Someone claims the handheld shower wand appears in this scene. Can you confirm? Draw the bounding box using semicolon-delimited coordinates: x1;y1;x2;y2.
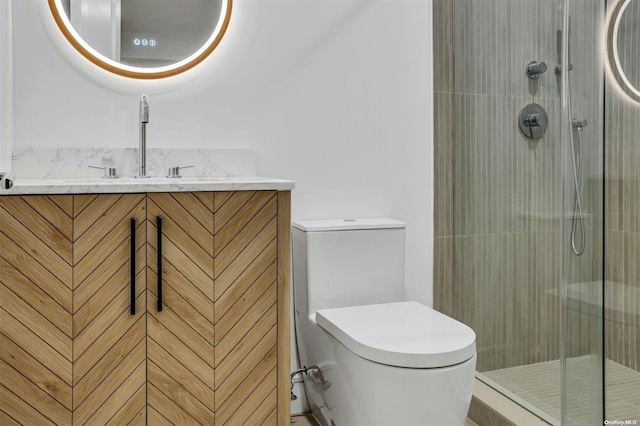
561;12;586;257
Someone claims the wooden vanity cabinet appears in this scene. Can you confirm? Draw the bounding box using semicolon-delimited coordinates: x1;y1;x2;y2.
0;193;148;425
146;192;215;425
72;193;148;425
0;190;291;426
0;195;76;425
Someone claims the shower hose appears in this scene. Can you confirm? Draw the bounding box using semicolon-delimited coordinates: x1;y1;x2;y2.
568;96;585;256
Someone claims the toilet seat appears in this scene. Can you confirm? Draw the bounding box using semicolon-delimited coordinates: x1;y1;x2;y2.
316;301;476;368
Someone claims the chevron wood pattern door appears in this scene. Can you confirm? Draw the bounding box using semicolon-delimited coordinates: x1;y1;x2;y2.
147;192;215;424
0;195;74;425
72;194;147;425
213;190;291;425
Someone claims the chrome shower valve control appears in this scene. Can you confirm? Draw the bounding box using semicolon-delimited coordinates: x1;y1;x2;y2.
526;61;547;79
523;114;543;127
167;165;194;178
518;103;548;139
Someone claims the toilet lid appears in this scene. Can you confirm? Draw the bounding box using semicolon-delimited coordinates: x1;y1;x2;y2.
316;301;476;368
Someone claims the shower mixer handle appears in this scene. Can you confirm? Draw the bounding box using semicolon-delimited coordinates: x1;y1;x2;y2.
524;114;545;127
526;61;547;79
518;103;548;139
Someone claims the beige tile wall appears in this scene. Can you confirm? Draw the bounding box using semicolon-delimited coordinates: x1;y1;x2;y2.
433;0;606;372
604;0;640;371
604;79;640;371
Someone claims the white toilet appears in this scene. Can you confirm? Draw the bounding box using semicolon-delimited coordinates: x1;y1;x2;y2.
292;218;477;426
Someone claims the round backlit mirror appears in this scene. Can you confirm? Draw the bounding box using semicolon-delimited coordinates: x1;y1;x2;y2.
608;0;640;101
48;0;232;79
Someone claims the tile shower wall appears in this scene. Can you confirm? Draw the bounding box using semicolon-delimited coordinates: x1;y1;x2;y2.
603;2;640;374
433;0;603;372
605;85;640;371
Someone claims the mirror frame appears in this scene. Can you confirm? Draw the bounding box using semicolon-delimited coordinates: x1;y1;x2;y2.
47;0;232;80
607;0;640;102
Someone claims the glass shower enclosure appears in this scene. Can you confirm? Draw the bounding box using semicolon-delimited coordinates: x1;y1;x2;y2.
433;0;640;424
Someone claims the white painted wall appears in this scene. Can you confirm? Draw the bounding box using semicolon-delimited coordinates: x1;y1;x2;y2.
8;0;433;413
0;0;12;172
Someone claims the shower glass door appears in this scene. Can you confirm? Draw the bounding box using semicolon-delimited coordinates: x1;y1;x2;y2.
437;0;606;424
602;0;640;422
560;1;605;424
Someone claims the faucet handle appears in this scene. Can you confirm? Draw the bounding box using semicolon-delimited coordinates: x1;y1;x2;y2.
0;172;15;190
89;165;118;179
167;165;194;178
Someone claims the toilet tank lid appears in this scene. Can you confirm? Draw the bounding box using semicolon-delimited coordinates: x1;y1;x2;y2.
292;218;405;232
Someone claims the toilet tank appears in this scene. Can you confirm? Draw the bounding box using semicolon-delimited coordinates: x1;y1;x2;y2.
292;218;406;319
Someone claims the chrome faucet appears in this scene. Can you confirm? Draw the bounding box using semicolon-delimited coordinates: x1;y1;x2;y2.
137;94;150;178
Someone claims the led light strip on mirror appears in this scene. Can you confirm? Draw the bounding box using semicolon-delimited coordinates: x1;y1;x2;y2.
606;0;640;102
47;0;232;79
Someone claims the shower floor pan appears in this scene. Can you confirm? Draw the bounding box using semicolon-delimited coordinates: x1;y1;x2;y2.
479;357;640;425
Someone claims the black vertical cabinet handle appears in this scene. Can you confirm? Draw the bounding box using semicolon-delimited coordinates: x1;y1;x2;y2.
130;218;136;316
157;216;163;312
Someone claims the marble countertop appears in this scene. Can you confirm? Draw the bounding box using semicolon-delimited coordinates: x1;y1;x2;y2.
1;176;295;195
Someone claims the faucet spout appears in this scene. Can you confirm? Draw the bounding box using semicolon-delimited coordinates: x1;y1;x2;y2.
137;95;149;178
140;94;149;123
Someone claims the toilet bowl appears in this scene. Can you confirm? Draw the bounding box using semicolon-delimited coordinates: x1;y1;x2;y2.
292;218;476;426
